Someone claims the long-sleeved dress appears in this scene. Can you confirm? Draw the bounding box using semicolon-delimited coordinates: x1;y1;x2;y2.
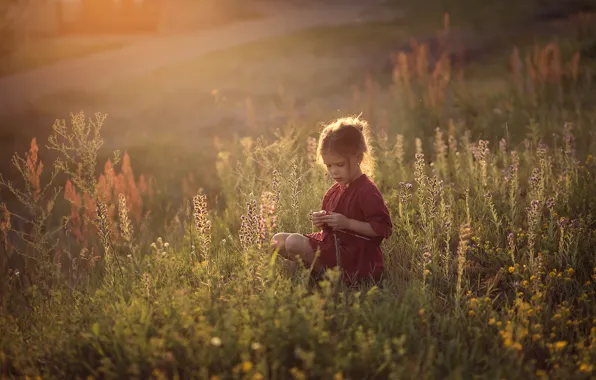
304;174;393;284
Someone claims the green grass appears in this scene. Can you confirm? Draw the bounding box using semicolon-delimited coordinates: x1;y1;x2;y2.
1;5;596;378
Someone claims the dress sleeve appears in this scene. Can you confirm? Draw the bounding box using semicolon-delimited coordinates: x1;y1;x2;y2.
359;189;393;238
321;191;328;210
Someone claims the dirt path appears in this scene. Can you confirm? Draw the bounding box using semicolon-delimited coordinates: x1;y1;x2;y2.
0;0;390;116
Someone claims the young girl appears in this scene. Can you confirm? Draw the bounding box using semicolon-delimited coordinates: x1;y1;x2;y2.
271;116;393;284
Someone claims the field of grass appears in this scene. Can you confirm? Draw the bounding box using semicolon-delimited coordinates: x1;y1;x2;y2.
1;3;596;379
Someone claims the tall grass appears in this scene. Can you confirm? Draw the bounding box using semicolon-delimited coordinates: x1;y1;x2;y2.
1;13;596;380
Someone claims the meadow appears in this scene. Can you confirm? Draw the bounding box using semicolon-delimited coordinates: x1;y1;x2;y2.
1;3;596;379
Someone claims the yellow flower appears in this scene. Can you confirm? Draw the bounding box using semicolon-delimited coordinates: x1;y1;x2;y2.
468;310;476;317
289;367;306;380
334;372;344;380
554;341;567;350
503;337;513;348
241;361;253;373
508;266;515;273
253;373;264;380
567;268;574;275
579;363;593;373
512;342;522;351
488;318;496;326
210;337;222;347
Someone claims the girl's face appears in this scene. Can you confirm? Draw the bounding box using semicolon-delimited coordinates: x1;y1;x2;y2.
321;151;362;185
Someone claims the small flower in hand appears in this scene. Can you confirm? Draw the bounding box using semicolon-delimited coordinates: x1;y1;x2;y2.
311;210;327;228
321;212;350;230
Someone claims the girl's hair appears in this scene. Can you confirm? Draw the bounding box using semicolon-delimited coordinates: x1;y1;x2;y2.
316;115;375;177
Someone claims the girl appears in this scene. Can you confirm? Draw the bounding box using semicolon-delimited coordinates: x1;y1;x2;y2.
271;116;393;285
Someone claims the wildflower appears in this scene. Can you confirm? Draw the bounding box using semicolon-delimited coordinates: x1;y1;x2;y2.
579;363;593;373
508;266;515;273
193;190;212;251
306;137;318;165
395;134;405;168
546;197;556;212
499;137;507;153
210;337;222;347
241;361;253;373
251;342;263;351
489;318;496;326
554;341;567;350
118;193;133;243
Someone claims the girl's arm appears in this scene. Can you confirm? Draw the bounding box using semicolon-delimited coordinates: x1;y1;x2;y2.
346;218;380;237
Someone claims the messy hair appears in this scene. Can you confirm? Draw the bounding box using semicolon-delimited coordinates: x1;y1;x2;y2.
316;115;375;177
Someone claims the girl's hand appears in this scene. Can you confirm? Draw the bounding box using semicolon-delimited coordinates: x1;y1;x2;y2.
311;210;327;228
321;212;351;230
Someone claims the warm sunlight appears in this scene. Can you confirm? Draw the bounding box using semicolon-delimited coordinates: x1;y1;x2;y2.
1;0;595;378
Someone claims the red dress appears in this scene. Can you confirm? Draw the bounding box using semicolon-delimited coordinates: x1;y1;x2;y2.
304;174;392;284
